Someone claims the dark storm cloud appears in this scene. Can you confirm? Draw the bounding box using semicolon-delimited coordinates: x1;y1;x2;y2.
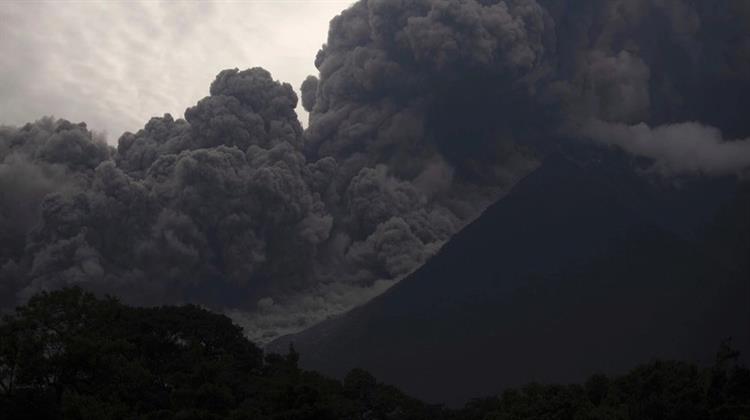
2;0;749;343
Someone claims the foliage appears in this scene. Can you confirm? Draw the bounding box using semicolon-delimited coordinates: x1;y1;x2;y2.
453;340;750;420
0;288;434;419
1;288;748;419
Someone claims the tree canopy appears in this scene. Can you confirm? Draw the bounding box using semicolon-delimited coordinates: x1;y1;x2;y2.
1;287;748;419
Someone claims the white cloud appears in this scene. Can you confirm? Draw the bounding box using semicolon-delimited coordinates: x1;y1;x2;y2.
0;1;353;141
583;119;750;176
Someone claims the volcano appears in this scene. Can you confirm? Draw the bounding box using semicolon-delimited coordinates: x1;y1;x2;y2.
270;143;750;405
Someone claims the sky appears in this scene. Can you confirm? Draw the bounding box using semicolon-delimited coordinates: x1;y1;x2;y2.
0;0;352;143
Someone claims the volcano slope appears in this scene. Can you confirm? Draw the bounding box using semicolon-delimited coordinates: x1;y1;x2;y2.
270;144;750;405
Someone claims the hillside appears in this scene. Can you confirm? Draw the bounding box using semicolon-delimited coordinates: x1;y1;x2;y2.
270;144;750;405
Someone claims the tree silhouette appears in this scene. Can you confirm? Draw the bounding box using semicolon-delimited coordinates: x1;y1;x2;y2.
1;287;748;419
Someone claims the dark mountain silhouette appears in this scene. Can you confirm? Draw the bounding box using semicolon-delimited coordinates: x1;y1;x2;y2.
270;143;750;405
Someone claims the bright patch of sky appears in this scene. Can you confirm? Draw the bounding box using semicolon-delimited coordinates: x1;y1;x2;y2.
0;1;352;142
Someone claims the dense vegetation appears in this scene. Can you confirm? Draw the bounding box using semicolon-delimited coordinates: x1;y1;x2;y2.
1;288;748;419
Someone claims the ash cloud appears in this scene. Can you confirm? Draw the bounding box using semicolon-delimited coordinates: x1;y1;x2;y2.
3;69;331;312
2;0;749;343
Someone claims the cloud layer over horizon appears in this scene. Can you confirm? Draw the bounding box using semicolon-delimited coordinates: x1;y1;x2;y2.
0;1;352;140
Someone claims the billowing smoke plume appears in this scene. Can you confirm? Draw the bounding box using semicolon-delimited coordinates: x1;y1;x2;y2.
2;0;749;343
0;118;111;307
3;69;333;310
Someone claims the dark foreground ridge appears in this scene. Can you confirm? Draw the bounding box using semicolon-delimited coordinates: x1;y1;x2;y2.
1;287;749;419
